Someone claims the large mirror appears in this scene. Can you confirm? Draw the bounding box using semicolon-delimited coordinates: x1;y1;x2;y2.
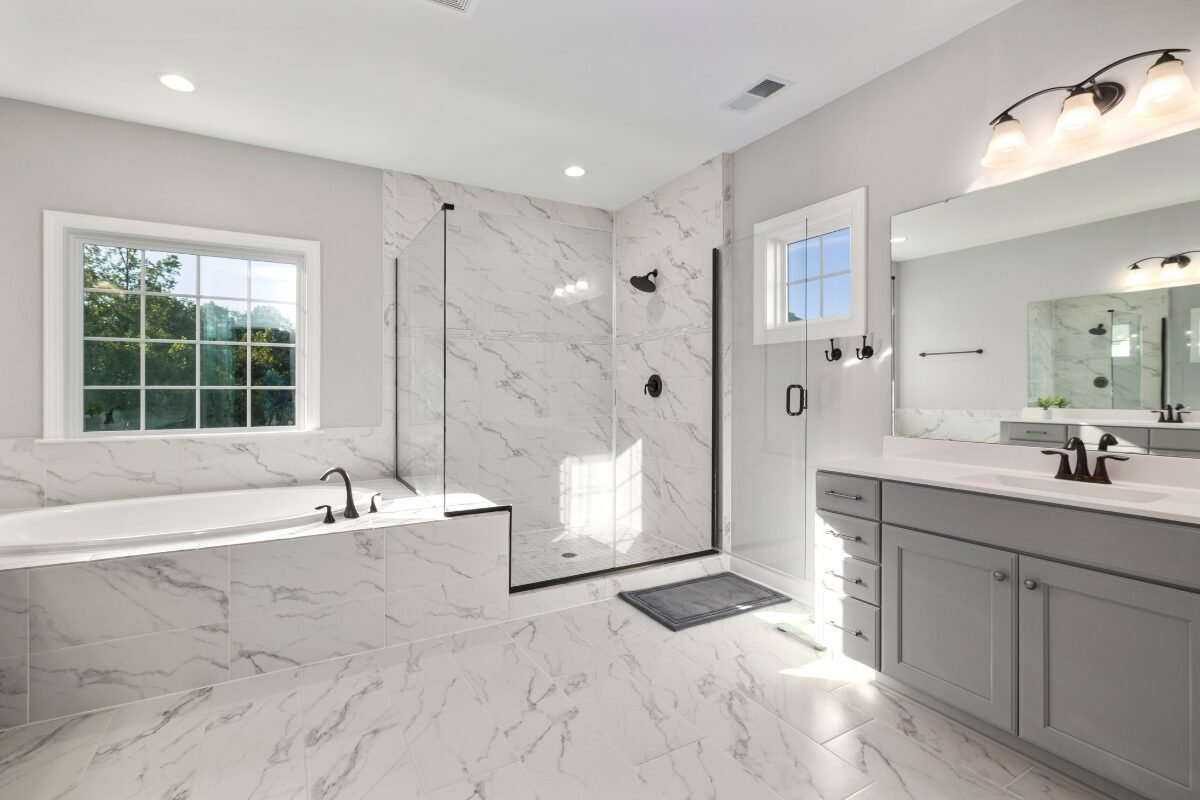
892;129;1200;456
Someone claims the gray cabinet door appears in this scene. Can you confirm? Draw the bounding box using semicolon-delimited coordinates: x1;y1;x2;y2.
883;525;1017;731
1019;557;1200;800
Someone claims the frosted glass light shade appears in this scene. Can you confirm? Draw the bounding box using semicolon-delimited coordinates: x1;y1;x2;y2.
980;117;1030;168
1050;91;1104;147
1132;57;1199;119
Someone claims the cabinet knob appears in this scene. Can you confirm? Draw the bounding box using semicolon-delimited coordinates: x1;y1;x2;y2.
1023;579;1039;590
992;571;1007;582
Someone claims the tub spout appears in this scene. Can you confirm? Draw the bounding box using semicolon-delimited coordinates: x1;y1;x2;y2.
319;467;360;519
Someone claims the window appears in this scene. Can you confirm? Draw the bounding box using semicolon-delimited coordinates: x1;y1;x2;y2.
753;187;866;344
44;212;320;439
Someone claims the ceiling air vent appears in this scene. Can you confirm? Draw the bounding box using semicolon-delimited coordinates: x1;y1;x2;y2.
424;0;473;13
721;75;792;113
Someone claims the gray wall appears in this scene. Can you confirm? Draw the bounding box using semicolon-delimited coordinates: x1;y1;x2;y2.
0;97;383;437
728;0;1200;586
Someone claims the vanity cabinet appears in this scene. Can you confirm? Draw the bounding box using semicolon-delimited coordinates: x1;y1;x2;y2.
1019;557;1200;800
882;526;1016;732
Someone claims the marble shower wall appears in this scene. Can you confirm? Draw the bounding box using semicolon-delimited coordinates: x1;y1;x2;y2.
387;172;616;536
0;510;509;728
613;156;732;552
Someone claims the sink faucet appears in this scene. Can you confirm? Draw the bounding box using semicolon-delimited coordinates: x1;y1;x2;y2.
320;467;360;519
1041;437;1129;485
1157;404;1191;423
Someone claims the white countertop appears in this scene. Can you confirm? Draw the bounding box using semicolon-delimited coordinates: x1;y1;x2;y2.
820;438;1200;527
1001;416;1200;431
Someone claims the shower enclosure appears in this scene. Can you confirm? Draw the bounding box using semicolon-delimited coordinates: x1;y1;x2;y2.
395;205;720;590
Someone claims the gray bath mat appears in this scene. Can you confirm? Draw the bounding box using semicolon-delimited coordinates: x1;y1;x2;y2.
617;572;790;632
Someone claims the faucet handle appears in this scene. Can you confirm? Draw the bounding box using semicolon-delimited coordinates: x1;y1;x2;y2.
1093;454;1129;485
315;505;336;524
369;493;382;513
1040;449;1072;480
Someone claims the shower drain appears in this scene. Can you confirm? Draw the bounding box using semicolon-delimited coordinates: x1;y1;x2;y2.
561;552;577;559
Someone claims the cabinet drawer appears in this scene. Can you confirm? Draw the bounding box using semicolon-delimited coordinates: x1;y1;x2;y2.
818;511;880;563
1001;422;1067;444
821;555;880;606
1150;427;1200;455
823;590;879;670
1068;424;1148;452
816;472;880;520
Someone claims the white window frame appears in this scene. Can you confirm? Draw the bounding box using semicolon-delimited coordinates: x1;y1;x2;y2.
752;186;867;344
43;211;321;440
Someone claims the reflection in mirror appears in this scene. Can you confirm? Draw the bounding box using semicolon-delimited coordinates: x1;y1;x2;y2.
893;129;1200;455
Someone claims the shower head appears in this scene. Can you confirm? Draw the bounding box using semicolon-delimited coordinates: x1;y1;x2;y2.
630;270;658;293
1089;322;1108;336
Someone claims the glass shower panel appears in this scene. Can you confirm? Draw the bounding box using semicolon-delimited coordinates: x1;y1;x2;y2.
725;227;809;581
395;209;446;496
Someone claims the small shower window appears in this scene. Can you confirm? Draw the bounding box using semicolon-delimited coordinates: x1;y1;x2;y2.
43;212;321;439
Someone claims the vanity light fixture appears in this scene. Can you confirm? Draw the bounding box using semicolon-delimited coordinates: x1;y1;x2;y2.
982;48;1194;168
889;236;907;244
158;73;195;92
564;165;587;178
1126;251;1200;285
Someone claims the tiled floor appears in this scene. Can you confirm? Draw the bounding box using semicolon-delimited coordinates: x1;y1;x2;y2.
0;598;1116;800
510;527;692;586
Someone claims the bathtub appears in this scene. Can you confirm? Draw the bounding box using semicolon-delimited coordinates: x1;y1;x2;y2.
0;484;379;558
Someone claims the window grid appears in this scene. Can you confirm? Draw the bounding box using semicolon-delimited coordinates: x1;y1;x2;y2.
784;228;851;323
81;242;299;434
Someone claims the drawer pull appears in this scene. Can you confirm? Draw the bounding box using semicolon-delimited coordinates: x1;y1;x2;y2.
1023;579;1039;590
993;571;1007;582
825;570;864;585
1022;429;1048;435
827;530;863;543
824;490;863;501
827;621;865;638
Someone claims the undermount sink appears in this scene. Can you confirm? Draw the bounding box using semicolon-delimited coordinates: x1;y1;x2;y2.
959;473;1171;504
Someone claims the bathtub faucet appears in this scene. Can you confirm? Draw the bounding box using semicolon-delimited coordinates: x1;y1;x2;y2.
319;467;360;519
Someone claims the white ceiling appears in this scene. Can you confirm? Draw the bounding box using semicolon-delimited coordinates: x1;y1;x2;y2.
0;0;1020;209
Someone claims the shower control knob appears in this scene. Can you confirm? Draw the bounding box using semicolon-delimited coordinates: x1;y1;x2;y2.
644;374;663;398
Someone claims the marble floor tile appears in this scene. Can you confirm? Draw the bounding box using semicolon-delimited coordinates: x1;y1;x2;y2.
391;673;516;791
560;660;701;765
503;612;611;678
557;598;672;644
708;650;870;743
375;640;462;697
451;641;561;737
636;738;783;800
0;710;113;800
833;680;1031;786
192;669;306;800
71;688;210;800
824;719;1015;800
1006;767;1113;799
426;761;541;800
305;714;422;800
299;654;393;749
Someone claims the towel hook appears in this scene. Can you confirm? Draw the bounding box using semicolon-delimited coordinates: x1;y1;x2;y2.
824;338;842;362
855;335;875;360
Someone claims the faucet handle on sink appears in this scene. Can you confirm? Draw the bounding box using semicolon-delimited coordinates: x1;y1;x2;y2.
1093;454;1129;485
1040;449;1072;480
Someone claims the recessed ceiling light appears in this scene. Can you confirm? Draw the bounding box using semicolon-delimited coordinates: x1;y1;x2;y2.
564;165;587;178
158;74;195;93
889;236;907;244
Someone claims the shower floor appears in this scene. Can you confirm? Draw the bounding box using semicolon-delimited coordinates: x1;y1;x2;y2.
511;527;694;586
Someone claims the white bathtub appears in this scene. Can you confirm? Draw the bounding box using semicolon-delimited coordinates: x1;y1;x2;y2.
0;485;379;558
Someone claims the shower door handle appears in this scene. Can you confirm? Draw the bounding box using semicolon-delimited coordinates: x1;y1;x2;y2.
786;384;806;416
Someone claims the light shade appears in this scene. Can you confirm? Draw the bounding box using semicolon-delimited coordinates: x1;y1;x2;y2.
564;165;586;178
1050;91;1104;147
980;117;1030;168
158;74;195;92
1131;56;1199;119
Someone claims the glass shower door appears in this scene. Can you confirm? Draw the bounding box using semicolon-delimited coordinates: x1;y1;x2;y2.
725;228;810;582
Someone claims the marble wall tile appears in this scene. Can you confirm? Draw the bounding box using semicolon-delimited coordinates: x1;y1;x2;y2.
475;252;608;296
616;188;720;264
550;380;612;418
0;709;114;799
551;342;612;381
392;172;481;209
551;201;614;232
617;376;712;429
480;379;551;420
29;623;228;721
229;530;383;619
0;655;27;729
385;515;508;592
618;276;712;335
474;339;552;380
617;416;711;468
41;440;184;506
0;439;45;510
619;158;720;225
0;571;27;661
30;549;228;652
385;574;508;644
616;332;712;380
230;596;385;679
479;212;612;263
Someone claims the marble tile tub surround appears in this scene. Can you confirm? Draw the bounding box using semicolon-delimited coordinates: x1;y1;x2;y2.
0;509;510;728
614;155;731;554
0;593;1119;800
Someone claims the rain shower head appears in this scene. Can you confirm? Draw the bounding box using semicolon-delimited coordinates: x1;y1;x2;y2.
630;270;658;293
1089;322;1108;336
